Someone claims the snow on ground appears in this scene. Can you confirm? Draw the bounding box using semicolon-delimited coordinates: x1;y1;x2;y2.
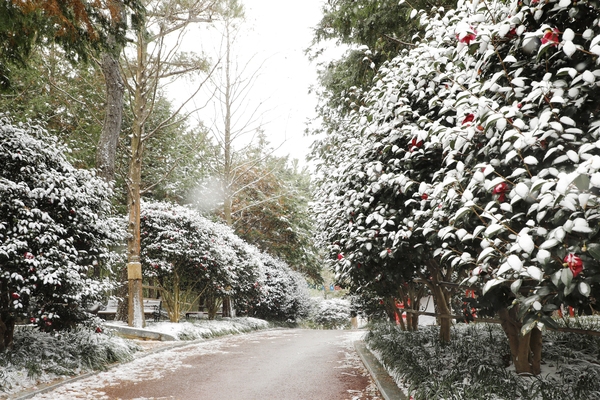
0;318;270;399
22;329;376;400
27;334;246;399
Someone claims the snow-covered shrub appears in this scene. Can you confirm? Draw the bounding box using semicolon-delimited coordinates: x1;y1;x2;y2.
140;200;259;321
0;326;139;394
157;317;270;340
366;321;600;400
313;0;600;373
0;116;121;350
245;253;312;322
310;298;351;329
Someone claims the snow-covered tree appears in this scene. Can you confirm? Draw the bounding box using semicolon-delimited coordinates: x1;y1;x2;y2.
313;0;600;374
140;200;258;321
243;252;311;322
0;116;120;350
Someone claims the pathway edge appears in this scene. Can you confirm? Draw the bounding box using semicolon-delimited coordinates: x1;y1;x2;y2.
354;340;408;400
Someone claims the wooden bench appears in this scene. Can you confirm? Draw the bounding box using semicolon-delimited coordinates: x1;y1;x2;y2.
143;299;163;322
98;299;164;322
97;299;119;319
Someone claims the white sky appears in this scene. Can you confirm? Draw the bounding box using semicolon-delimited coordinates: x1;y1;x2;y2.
172;0;340;166
239;0;326;163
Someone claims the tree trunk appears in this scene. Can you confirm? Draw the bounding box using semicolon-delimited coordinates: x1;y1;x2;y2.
206;295;220;320
0;280;15;351
498;307;542;374
222;297;232;318
126;129;145;327
125;30;149;328
430;274;452;342
96;51;123;183
0;314;14;352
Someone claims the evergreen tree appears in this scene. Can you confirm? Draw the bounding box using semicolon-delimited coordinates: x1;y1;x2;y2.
0;116;121;350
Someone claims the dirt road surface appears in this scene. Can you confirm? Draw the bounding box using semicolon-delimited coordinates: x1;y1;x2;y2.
28;329;382;400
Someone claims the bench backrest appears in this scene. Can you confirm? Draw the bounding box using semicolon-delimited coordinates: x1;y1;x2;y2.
142;299;161;312
104;299;119;311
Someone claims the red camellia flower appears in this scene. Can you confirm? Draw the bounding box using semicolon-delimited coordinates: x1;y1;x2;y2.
11;292;20;300
337;253;344;260
492;182;509;202
421;193;429;200
564;254;583;277
457;31;477;45
24;252;34;259
409;137;423;152
95;327;103;334
541;28;560;46
462;113;475;125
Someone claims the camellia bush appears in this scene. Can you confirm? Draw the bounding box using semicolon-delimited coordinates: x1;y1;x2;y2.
310;298;352;329
140;200;310;323
312;0;600;374
243;252;312;322
0;116;120;351
140;200;260;321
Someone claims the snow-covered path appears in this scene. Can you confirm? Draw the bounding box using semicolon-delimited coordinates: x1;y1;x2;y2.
27;329;381;400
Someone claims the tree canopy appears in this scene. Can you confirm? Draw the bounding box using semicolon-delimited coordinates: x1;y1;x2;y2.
312;0;600;374
0;0;143;87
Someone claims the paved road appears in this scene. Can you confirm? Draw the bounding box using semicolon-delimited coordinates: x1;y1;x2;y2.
29;329;382;400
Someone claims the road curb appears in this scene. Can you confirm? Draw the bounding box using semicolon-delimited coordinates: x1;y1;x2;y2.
104;323;177;341
354;340;407;400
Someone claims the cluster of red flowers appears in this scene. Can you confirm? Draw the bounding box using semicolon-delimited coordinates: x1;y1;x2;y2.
409;137;423;152
457;30;477;45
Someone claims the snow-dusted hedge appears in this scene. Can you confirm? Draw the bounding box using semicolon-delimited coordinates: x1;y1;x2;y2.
309;298;351;329
243;252;312;322
141;200;259;303
140;200;310;322
0;116;121;348
0;326;138;394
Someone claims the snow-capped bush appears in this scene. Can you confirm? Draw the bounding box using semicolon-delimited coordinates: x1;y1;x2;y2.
140;200;260;320
312;0;600;374
140;200;310;322
0;116;121;350
245;252;312;322
315;0;600;324
310;297;351;329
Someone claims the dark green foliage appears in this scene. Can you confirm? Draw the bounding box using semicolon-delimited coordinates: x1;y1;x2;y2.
310;0;458;113
0;326;138;392
0;0;144;88
0;51;105;169
366;321;600;399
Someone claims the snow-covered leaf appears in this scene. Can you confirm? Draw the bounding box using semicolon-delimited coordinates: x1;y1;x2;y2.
526;266;544;281
483;278;506;294
518;233;535;254
579;282;591;297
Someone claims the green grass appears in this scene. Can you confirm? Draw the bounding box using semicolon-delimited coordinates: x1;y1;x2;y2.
0;326;140;394
365;320;600;400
